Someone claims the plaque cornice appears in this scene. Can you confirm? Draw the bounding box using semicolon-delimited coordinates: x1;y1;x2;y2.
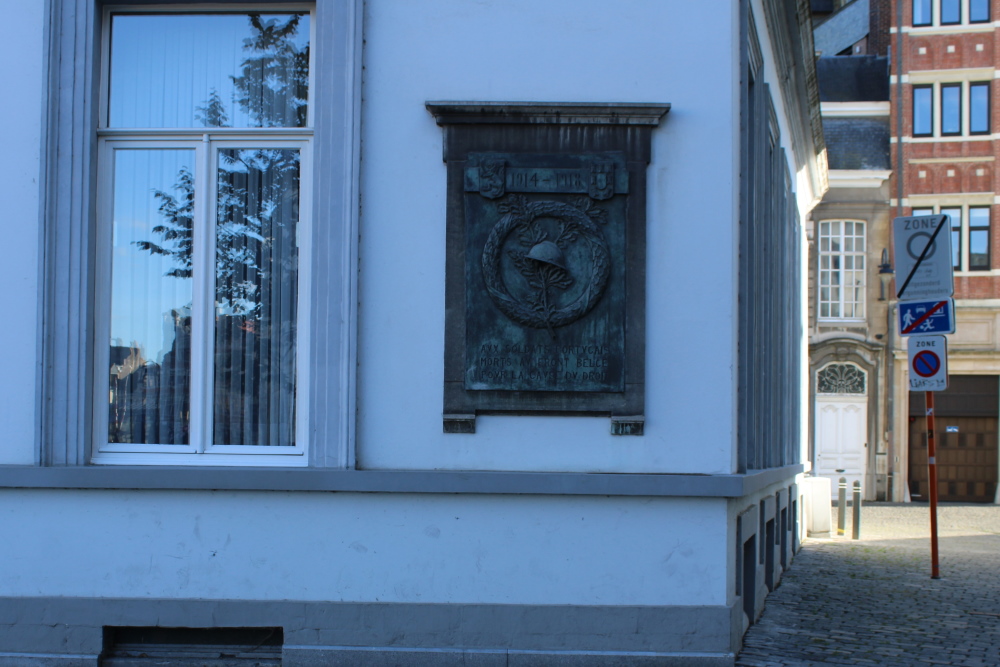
426;101;671;126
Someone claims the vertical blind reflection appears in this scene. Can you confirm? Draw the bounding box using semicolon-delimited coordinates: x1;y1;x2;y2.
109;149;195;444
214;149;299;446
109;13;310;128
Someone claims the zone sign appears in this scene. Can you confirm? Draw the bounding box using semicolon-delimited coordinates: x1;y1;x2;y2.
908;335;948;392
893;214;954;301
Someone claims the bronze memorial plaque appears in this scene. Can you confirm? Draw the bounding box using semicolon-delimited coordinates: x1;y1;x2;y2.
428;102;669;434
464;153;627;393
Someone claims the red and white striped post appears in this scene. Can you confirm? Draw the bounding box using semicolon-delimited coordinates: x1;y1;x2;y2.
925;391;940;579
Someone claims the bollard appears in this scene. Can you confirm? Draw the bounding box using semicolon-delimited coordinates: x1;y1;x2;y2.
837;477;847;536
852;481;862;540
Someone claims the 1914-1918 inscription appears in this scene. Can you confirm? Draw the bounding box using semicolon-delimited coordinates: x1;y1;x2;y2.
464;153;627;393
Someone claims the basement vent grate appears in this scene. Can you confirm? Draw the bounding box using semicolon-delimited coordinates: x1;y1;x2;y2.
101;626;282;666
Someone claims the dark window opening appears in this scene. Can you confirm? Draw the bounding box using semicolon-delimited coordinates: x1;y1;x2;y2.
102;627;282;665
742;536;757;626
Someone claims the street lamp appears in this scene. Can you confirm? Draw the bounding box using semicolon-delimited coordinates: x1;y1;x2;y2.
878;248;894;301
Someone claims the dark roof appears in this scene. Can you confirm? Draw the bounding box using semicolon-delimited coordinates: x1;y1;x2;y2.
816;56;889;102
813;0;870;56
823;117;890;170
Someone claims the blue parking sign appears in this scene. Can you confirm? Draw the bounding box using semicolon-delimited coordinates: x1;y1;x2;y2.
898;298;955;337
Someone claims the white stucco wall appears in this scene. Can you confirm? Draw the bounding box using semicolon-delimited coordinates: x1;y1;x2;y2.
0;0;813;613
0;490;729;606
0;1;43;465
357;0;741;475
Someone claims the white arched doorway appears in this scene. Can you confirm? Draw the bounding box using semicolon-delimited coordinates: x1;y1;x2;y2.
815;363;868;497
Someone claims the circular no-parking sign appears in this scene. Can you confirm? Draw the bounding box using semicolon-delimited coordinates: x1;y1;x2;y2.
912;350;941;378
907;335;948;391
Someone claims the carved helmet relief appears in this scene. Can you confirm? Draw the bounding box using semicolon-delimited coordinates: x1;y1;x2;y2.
481;195;610;336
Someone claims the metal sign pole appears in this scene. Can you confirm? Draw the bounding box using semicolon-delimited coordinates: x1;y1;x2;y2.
925;390;940;579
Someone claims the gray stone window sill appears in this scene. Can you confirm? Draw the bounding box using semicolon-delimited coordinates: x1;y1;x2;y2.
0;464;803;497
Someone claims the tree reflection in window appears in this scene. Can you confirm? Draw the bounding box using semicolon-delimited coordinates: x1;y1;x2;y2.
115;13;307;447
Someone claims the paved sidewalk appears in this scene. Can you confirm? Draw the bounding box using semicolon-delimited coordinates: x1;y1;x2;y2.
736;503;1000;666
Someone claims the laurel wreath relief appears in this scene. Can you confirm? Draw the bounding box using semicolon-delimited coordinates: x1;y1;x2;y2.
481;195;611;335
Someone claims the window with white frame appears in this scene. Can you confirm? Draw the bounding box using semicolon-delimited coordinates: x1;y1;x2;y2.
911;82;990;138
95;11;312;463
818;220;866;320
913;0;990;25
912;206;991;272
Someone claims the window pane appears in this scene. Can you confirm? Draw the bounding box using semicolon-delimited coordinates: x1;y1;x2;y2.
912;208;933;216
943;208;962;269
971;0;990;22
969;207;990;229
970;208;991;270
913;87;932;136
110;13;310;128
108;149;195;445
971;83;990;134
970;229;990;270
941;0;960;23
913;0;932;25
214;148;300;446
941;85;961;135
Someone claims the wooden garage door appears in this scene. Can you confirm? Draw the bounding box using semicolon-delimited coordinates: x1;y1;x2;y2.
908;375;998;504
909;416;998;502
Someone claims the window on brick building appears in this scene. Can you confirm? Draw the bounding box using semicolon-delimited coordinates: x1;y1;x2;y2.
969;207;991;270
941;84;961;135
913;206;991;272
942;206;963;269
818;220;866;321
913;0;989;25
970;0;990;22
913;86;933;136
971;83;990;134
941;0;961;23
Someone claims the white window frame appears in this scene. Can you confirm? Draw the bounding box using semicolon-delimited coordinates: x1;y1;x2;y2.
911;205;991;274
38;0;361;469
93;9;314;466
817;219;867;322
93;137;313;466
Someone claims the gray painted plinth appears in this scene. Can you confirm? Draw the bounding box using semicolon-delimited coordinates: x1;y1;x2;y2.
285;647;733;666
0;657;96;667
0;598;736;666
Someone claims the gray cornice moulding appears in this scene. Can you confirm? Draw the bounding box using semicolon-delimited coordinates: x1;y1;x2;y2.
426;102;671;126
0;465;802;497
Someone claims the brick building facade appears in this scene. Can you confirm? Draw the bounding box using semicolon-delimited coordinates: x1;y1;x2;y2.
890;0;1000;503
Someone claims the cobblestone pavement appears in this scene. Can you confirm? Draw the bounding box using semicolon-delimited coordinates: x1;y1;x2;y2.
736;503;1000;666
